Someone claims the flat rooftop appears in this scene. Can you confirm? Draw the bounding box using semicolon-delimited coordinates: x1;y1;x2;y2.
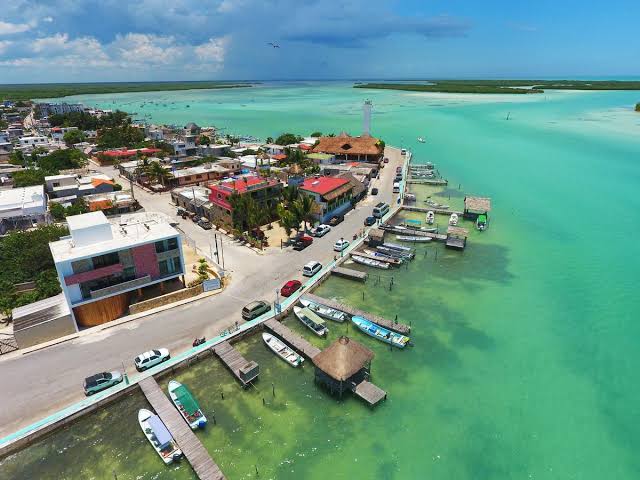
0;185;46;213
50;211;179;263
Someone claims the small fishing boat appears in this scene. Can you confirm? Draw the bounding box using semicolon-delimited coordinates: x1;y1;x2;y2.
404;193;416;202
363;249;404;265
417;137;426;143
396;235;432;243
449;213;459;226
476;214;488;231
351;254;390;269
262;332;304;367
138;409;183;465
168;380;207;430
293;306;328;336
299;299;348;323
351;316;410;348
426;211;435;225
376;246;414;260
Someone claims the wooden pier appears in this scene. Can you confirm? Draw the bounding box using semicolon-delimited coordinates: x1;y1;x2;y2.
212;341;259;387
302;293;411;335
264;318;321;359
332;266;368;282
379;223;447;241
353;250;403;266
139;377;225;480
353;381;387;406
407;179;448;186
402;205;464;216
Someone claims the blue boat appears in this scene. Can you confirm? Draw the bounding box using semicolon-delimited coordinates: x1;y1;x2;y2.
351;316;410;348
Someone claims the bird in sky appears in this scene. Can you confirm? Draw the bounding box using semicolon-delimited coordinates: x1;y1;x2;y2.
267;42;280;48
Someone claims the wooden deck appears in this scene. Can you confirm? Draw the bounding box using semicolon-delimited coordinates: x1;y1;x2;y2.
332;266;368;282
402;205;464;216
353;381;387;406
139;377;225;480
407;179;448;185
302;293;411;335
213;341;259;387
264;319;321;359
379;223;447;241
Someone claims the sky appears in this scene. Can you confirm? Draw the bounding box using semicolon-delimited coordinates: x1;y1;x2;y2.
0;0;638;83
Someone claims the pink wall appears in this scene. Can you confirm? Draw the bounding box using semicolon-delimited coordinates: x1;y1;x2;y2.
65;263;123;286
132;243;160;280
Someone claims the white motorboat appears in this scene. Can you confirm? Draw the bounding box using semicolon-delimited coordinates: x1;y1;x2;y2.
351;254;390;269
396;235;432;243
299;299;348;323
293;306;328;336
417;137;426;143
262;332;304;367
449;213;459;226
168;380;207;430
138;409;183;465
426;211;435;225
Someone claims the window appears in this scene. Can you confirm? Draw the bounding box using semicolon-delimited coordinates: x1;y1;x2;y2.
159;256;181;276
91;252;120;269
155;237;178;253
52;182;60;187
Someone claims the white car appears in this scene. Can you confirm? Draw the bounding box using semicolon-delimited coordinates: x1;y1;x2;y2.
303;261;322;277
312;224;331;237
333;238;350;252
134;348;170;372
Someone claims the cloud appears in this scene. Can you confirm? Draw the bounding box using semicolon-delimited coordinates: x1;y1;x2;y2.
0;20;32;35
0;41;12;55
194;36;229;64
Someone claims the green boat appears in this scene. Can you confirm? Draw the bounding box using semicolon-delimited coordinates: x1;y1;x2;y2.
168;380;207;430
476;214;488;231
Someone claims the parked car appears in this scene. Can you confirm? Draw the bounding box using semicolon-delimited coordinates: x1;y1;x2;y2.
293;235;313;251
334;238;350;252
303;261;322;277
83;371;123;396
383;157;389;163
134;348;170;372
329;214;344;226
242;300;271;320
197;217;212;230
280;280;302;297
396;166;403;173
364;216;376;226
371;187;379;195
312;224;331;237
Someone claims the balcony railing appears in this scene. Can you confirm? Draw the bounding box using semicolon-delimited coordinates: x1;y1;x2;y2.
89;275;151;300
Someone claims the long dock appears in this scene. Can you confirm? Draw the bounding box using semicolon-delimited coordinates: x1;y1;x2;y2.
332;266;368;282
353;380;387;406
379;223;447;241
139;377;225;480
302;293;411;335
402;205;464;216
264;318;321;359
213;341;259;387
407;179;448;185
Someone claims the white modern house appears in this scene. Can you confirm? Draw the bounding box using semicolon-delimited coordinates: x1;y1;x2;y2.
49;211;185;327
0;185;48;232
37;102;85;116
18;136;49;147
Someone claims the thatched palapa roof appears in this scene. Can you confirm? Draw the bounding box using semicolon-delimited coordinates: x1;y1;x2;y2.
464;196;492;212
447;226;469;237
312;336;374;381
312;133;382;156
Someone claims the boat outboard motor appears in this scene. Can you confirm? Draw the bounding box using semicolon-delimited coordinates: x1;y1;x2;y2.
192;337;205;347
198;418;207;428
172;452;183;462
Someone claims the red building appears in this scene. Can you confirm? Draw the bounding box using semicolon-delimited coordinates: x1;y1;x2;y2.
299;176;353;223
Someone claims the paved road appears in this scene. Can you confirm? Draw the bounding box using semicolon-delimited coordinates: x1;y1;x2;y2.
0;148;405;439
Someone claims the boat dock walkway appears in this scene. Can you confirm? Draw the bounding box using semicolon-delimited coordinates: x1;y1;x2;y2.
353;380;387;406
402;205;464;216
332;266;368;282
353;251;402;266
379;224;447;241
212;341;259;387
264;319;321;359
407;179;448;185
139;377;225;480
302;293;411;335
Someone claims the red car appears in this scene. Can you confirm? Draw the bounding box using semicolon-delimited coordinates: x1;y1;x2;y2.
280;280;302;297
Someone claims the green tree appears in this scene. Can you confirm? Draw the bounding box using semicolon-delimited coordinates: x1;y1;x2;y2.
277;204;297;238
12;169;46;187
310;131;322;137
143;162;173;186
8;151;25;166
65;198;88;217
275;133;302;145
265;136;274;144
97;124;144;148
292;194;315;232
38;149;87;172
636;103;640;112
63;129;86;146
198;135;211;145
49;203;66;221
281;185;300;206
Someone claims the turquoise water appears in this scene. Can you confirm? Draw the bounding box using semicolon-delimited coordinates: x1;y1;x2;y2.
2;83;639;479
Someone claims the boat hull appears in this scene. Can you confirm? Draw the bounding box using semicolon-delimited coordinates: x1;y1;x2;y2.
351;316;410;348
168;380;207;430
299;299;347;323
294;306;328;336
138;409;182;465
262;332;304;367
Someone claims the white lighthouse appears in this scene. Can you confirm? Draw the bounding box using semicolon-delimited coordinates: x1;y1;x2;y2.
362;100;372;137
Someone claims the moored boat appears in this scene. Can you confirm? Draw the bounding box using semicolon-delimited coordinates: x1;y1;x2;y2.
396;235;432;242
449;213;459;226
299;298;348;323
293;306;328;336
262;332;304;367
476;214;488;231
168;380;207;430
351;316;410;348
138;409;183;465
351;254;391;269
426;210;435;224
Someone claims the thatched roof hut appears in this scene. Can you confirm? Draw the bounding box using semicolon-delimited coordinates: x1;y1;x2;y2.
313;336;374;381
446;226;469;250
464;196;491;216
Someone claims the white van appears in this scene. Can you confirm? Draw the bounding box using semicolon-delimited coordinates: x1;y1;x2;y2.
393;182;400;193
373;202;390;218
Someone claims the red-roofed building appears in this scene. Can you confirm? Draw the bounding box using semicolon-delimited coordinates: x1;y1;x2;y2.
299;176;354;223
207;176;282;228
95;148;162;164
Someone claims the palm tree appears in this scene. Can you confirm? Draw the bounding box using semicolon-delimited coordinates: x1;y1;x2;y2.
277;204;296;238
293;195;315;232
144;162;173;187
281;185;299;207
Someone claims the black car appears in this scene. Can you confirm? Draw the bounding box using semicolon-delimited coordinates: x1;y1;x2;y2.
329;214;344;226
364;216;376;226
371;187;379;195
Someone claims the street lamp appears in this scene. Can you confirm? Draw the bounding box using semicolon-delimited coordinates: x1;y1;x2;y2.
275;288;280;315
